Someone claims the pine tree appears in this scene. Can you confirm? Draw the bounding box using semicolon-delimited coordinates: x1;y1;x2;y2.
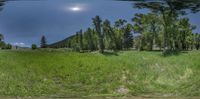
41;35;47;48
123;24;133;49
87;28;95;51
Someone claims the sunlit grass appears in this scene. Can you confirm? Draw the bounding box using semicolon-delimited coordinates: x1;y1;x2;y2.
0;50;200;97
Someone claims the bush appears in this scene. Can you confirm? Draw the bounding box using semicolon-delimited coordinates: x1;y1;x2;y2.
162;49;180;56
6;44;12;49
0;41;6;49
32;44;37;50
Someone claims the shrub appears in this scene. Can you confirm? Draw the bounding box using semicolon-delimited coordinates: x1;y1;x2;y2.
0;41;6;49
3;44;12;49
162;49;180;56
32;44;37;50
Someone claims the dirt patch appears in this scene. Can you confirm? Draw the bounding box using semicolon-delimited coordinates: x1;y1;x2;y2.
117;86;129;94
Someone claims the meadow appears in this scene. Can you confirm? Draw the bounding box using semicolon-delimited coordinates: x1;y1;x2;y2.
0;50;200;98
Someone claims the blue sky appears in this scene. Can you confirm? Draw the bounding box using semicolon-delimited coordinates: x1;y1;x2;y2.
0;0;199;47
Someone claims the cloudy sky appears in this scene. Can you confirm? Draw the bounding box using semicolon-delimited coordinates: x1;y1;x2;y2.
0;0;199;47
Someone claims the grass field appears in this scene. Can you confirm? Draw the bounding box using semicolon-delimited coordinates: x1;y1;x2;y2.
0;50;200;98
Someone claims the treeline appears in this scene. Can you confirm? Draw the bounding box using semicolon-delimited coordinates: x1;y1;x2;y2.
49;13;200;53
49;17;134;52
132;13;200;51
49;0;200;54
0;34;12;49
0;1;12;49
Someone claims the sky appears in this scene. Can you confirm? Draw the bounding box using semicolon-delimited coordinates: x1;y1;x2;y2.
0;0;199;47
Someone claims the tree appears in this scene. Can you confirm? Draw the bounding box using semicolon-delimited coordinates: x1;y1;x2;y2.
73;32;80;51
118;0;200;53
0;34;3;42
115;19;127;28
0;41;5;49
132;13;163;51
194;33;200;50
92;16;104;53
85;28;95;51
177;18;196;50
132;14;145;51
41;35;47;48
103;19;117;50
79;29;83;51
0;0;5;11
32;44;37;50
6;43;12;49
123;23;133;50
0;34;5;49
144;13;161;51
114;19;127;50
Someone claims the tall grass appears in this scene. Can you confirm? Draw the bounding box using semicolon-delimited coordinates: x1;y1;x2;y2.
0;50;200;97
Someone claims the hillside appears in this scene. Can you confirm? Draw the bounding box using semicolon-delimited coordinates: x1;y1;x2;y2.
48;35;75;48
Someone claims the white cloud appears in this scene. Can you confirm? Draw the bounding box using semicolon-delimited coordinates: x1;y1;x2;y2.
12;42;27;47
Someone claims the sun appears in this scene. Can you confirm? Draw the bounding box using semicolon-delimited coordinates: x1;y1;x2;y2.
64;4;87;12
70;6;81;12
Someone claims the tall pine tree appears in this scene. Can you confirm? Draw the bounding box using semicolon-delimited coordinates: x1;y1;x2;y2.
41;35;47;48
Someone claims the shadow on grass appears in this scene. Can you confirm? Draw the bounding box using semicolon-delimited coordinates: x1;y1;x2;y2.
161;50;188;57
148;50;163;52
102;51;119;56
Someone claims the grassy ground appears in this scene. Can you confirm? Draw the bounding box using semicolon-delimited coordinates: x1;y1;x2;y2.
0;50;200;98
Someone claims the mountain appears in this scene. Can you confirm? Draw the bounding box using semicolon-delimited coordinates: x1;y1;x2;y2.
48;35;75;48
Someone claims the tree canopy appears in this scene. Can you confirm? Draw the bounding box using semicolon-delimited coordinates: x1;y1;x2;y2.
0;0;5;11
45;1;200;54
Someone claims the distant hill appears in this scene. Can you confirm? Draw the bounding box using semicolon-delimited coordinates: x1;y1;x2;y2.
48;35;75;48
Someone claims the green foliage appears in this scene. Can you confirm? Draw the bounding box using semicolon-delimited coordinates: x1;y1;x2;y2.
84;28;96;51
93;16;105;53
123;23;133;49
31;0;195;55
0;34;5;48
47;11;198;55
194;33;200;50
132;12;198;52
0;34;4;42
79;30;83;52
114;19;128;50
31;44;37;50
119;0;200;52
3;43;12;49
0;41;6;48
0;34;13;50
47;13;199;55
103;19;117;50
133;13;162;51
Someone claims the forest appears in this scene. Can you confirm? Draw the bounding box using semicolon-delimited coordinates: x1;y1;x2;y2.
48;0;200;55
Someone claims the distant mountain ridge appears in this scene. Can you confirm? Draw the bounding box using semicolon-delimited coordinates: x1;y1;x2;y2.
48;35;75;48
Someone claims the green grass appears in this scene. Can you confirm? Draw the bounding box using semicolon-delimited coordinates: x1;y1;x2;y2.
0;50;200;97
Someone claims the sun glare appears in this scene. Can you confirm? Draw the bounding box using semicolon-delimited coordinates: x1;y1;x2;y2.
70;6;81;11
